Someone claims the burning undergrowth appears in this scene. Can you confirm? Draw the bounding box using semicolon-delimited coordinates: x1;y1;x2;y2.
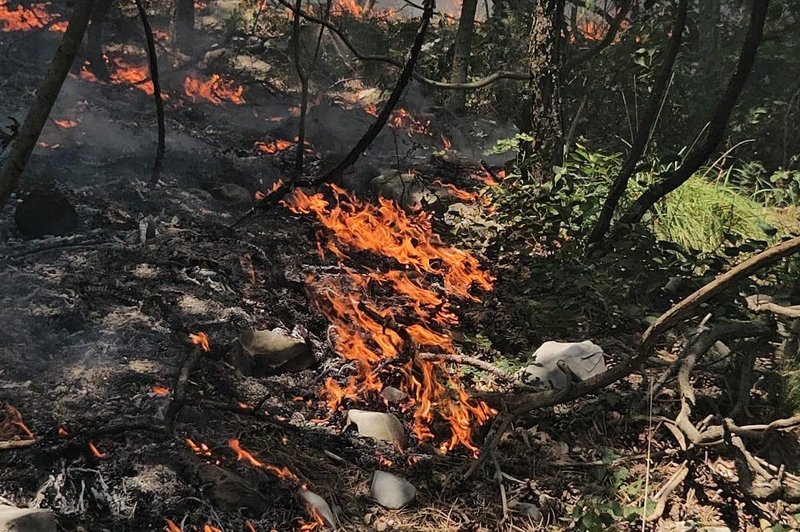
282;184;496;455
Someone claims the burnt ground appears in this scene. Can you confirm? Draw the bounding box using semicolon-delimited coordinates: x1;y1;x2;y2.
2;4;800;532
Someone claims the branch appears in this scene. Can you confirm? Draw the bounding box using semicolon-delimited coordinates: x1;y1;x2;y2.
587;0;688;244
310;0;435;185
419;352;509;379
563;0;632;71
133;0;166;187
745;295;800;319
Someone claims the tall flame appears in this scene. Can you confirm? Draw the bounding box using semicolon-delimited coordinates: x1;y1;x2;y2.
184;74;245;105
282;185;496;453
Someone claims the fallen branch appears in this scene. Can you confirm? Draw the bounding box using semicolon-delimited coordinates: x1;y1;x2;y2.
0;439;36;451
165;344;205;433
644;461;689;522
746;295;800;319
419;352;509;379
133;0;166;187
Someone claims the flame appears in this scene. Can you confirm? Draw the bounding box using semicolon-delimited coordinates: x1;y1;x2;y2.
237;401;250;410
57;426;69;438
186;438;212;457
440;134;453;151
433;179;479;203
282;185;496;452
165;519;181;532
54;119;78;129
229;438;300;482
388;108;431;137
184;74;245;105
108;57;155;95
376;451;393;468
202;525;222;532
255;180;284;200
333;0;362;16
0;0;66;32
190;332;210;352
298;505;325;531
152;385;170;396
88;442;107;458
0;403;34;440
255;138;293;154
244;520;257;532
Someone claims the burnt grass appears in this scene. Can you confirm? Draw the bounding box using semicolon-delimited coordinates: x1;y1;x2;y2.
2;5;800;532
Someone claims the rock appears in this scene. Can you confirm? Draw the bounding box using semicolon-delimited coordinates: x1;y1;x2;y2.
212;184;252;205
509;501;543;522
14;189;78;239
232;55;271;78
345;410;405;448
195;463;273;513
231;329;315;377
380;386;407;403
371;171;438;209
516;341;606;390
370;471;416;509
298;489;337;528
0;505;56;532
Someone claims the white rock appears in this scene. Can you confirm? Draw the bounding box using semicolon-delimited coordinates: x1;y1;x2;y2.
371;471;416;509
345;410;406;448
298;489;337;528
516;341;606;389
0;505;56;532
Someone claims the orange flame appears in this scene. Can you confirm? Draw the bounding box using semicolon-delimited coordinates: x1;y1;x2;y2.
229;438;300;482
57;426;69;438
190;332;210;352
184;74;245;105
298;505;325;531
164;519;182;532
185;438;212;457
388;108;431;137
255;138;293;154
244;520;257;532
433;179;479;203
88;441;107;458
202;525;222;532
333;0;362;17
0;0;66;32
0;403;34;440
54;119;78;129
282;185;496;452
152;385;170;397
108;57;155;95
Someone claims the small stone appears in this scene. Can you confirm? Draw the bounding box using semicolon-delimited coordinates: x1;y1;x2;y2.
345;410;406;448
509;501;543;522
0;505;56;532
380;386;407;403
213;184;252;205
375;519;387;532
231;329;315;377
14;189;78;239
298;489;337;528
371;471;416;509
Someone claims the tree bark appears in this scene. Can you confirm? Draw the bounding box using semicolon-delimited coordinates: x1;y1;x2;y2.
87;0;113;80
587;0;688;245
519;0;565;176
446;0;480;114
175;0;195;52
619;0;770;226
0;0;97;208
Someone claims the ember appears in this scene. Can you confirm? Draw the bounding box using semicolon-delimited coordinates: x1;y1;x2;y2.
186;438;212;457
190;332;210;352
282;185;496;453
57;426;69;438
54;119;78;129
229;438;300;482
255;138;293;154
88;441;107;458
184;74;245;105
152;385;170;396
0;0;65;32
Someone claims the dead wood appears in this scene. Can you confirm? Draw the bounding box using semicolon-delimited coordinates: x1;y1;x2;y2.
133;0;166;187
644;460;689;522
0;0;97;207
0;439;36;451
418;352;509;379
746;295;800;319
310;0;435;186
166;345;206;433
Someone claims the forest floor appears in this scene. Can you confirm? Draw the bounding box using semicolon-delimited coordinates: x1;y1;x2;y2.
1;2;800;531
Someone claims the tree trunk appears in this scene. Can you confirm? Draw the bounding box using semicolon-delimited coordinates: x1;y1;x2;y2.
586;0;688;245
446;0;479;114
0;0;97;208
87;0;113;80
175;0;195;51
520;0;565;177
619;0;770;226
698;0;721;74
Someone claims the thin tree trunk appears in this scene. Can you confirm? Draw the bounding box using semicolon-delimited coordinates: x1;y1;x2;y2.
87;0;113;80
312;0;435;186
0;0;97;208
619;0;770;226
587;0;688;245
520;0;565;177
175;0;195;51
133;0;166;187
446;0;480;114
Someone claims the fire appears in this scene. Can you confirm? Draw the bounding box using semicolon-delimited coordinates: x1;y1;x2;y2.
152;385;170;396
57;426;69;438
388;108;431;137
186;438;212;457
184;74;245;105
298;505;325;531
433;179;479;203
88;442;107;458
255;138;293;154
282;185;496;452
165;519;181;532
0;0;66;32
0;403;34;440
244;520;257;532
190;332;210;352
333;0;362;17
229;438;300;482
440;134;453;151
108;57;155;96
202;525;222;532
54;119;78;129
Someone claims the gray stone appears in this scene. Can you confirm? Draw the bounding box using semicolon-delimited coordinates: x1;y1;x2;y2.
380;386;407;403
213;184;252;205
0;505;56;532
298;489;337;528
370;471;416;509
516;341;606;390
231;329;315;377
345;410;406;448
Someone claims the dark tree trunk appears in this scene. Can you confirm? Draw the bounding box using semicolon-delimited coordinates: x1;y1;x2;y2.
587;0;688;245
698;0;721;73
446;0;480;114
87;0;113;80
520;0;565;177
619;0;770;226
0;0;97;208
175;0;195;51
